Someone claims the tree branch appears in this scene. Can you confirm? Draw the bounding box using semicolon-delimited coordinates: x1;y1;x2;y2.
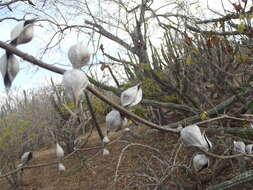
196;11;253;24
84;20;136;54
186;24;240;36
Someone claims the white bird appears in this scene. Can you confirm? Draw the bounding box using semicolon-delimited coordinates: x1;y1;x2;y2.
68;43;91;69
10;19;36;46
62;69;89;105
193;153;209;172
56;143;66;171
246;144;253;154
103;110;128;143
245;144;253;161
0;53;19;91
17;151;33;168
233;141;246;154
180;124;212;151
120;83;143;107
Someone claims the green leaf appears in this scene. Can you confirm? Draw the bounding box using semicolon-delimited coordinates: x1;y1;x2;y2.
186;56;192;65
238;23;246;33
200;111;208;120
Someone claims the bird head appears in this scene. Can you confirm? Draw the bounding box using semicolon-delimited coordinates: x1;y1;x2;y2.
24;19;37;26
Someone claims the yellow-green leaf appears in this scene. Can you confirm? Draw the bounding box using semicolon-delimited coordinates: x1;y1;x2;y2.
238;23;246;33
186;56;192;64
193;48;200;55
239;15;245;19
200;111;208;120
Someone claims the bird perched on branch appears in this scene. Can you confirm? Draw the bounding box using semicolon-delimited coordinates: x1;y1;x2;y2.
62;69;89;106
17;151;33;168
68;43;91;69
120;83;143;108
246;144;253;154
0;19;36;91
10;19;36;46
180;124;212;151
0;53;19;91
56;143;65;172
103;110;128;143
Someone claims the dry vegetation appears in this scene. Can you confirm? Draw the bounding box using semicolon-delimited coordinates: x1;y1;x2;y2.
1;0;253;189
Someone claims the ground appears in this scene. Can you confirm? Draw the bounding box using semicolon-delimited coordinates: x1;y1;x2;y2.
1;124;253;190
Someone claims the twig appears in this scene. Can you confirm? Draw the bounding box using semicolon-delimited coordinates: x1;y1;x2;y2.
114;143;161;189
195;114;252;126
197;147;253;160
186;24;240;36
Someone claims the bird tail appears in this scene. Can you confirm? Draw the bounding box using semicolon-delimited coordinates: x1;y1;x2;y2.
58;163;66;172
103;135;110;144
102;148;110;156
3;50;13;92
4;72;11;92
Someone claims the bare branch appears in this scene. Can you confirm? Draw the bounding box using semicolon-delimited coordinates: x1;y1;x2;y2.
186;24;240;36
84;20;136;54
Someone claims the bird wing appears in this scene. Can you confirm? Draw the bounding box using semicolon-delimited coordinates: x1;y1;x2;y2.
129;87;142;107
72;70;89;96
106;110;122;132
77;43;90;66
193;154;209;172
246;144;253;154
120;93;132;107
63;69;89;104
234;141;246;153
10;21;24;42
0;54;7;77
8;55;19;81
120;86;137;107
20;152;29;165
180;125;204;147
62;70;76;101
56;144;64;162
68;44;79;68
0;53;17;90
